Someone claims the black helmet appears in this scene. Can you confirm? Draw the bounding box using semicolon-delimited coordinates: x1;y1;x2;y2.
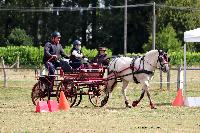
73;40;81;46
51;31;61;38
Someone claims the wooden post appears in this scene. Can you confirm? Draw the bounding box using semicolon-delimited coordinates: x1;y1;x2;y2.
17;56;19;68
124;0;127;55
167;68;170;90
16;56;19;72
1;57;7;87
160;69;162;90
152;2;156;50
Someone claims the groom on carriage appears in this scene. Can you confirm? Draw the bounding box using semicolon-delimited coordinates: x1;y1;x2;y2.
92;47;110;66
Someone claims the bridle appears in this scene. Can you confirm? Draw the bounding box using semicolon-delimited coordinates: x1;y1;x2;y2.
157;50;170;70
142;50;169;70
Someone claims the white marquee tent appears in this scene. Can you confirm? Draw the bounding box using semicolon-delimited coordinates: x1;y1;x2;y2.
184;28;200;42
183;28;200;107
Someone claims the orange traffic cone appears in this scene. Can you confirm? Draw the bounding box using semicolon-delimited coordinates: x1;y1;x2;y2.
58;91;70;111
172;89;184;106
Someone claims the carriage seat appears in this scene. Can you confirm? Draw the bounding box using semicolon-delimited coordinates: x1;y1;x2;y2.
59;59;103;73
59;59;73;73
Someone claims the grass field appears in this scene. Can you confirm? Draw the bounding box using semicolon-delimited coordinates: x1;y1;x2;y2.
0;69;200;133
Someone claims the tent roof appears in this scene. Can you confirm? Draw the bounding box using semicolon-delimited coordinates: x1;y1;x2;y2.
184;28;200;42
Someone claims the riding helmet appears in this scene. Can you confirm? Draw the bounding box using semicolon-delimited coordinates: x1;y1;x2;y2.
51;31;61;38
73;40;81;46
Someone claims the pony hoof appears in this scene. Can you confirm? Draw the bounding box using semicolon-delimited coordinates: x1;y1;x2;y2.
125;101;132;108
126;105;132;108
132;101;139;107
150;103;156;109
151;106;157;109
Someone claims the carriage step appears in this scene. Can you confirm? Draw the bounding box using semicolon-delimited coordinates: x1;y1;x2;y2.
53;84;60;86
54;80;63;81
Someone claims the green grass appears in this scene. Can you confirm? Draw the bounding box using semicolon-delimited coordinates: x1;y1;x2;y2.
0;84;200;133
0;69;200;132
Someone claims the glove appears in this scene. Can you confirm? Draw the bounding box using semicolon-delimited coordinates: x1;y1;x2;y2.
52;55;57;59
83;58;88;61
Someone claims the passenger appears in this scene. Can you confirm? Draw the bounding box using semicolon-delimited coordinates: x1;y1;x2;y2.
70;40;85;69
43;31;69;91
92;47;109;66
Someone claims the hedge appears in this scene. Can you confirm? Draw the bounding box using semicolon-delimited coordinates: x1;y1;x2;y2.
169;51;200;66
0;46;200;67
0;46;112;67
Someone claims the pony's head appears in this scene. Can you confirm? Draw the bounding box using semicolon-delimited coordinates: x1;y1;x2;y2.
144;49;170;73
157;50;170;73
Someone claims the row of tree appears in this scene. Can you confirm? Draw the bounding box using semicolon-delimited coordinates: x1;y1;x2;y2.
0;0;200;54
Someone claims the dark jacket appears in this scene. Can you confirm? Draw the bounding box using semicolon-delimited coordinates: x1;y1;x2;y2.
43;42;67;63
93;53;109;66
70;47;83;63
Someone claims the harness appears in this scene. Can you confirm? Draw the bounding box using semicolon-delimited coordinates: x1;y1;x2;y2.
107;50;169;84
108;56;154;83
130;56;154;84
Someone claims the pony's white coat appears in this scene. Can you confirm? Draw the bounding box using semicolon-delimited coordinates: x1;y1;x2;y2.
107;50;169;108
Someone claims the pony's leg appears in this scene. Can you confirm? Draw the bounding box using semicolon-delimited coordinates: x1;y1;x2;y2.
142;82;156;109
146;89;156;109
132;86;145;107
122;80;131;108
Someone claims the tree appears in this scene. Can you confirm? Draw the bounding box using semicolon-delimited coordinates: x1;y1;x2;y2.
7;28;33;46
98;0;162;54
143;24;181;52
157;0;200;51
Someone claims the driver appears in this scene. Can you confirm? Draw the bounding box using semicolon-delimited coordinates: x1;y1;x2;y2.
43;31;69;91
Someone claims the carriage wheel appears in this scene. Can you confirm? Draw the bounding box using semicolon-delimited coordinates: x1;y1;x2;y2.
88;83;109;107
74;89;83;106
56;80;77;107
31;81;48;105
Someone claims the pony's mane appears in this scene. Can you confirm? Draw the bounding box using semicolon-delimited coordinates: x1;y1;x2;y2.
145;50;158;57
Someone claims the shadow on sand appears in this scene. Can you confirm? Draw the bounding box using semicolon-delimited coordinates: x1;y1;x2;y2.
155;102;171;106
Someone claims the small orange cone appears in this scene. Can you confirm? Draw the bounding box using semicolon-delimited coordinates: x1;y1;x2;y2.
172;89;184;106
58;91;70;111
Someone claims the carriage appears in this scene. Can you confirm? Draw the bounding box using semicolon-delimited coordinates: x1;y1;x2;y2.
31;49;170;109
31;59;109;107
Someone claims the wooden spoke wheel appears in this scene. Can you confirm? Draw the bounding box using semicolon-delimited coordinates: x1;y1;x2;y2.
31;81;48;105
56;80;77;107
88;83;109;107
